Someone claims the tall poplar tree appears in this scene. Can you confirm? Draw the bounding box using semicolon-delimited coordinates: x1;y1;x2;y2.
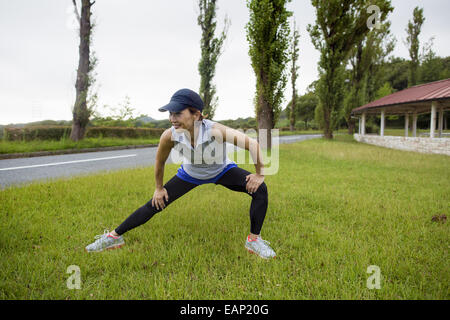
289;20;300;131
197;0;229;120
308;0;391;139
70;0;95;141
344;18;395;134
405;6;425;87
246;0;292;149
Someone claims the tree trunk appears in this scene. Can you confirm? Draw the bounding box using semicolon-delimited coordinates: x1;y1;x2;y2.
257;93;273;151
70;0;93;142
290;65;297;131
290;90;296;131
289;123;295;131
347;118;355;134
70;124;87;141
324;127;333;139
323;106;333;139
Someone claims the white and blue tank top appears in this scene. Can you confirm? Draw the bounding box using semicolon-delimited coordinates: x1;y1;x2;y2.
170;119;236;184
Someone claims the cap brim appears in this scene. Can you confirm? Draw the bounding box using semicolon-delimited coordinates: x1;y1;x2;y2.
158;101;189;112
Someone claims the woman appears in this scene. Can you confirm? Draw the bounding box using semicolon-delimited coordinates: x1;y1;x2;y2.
85;88;276;259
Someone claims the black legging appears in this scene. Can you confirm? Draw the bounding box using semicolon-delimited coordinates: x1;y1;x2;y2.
114;166;268;236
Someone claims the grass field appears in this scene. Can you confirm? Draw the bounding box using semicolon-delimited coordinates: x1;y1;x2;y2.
0;136;449;299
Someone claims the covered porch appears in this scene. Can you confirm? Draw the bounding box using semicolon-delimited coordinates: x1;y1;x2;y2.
351;79;450;156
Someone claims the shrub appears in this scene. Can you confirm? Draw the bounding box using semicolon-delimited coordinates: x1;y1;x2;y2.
4;126;71;141
4;126;165;141
85;127;164;139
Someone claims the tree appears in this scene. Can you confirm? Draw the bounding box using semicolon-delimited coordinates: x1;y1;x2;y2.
297;91;318;129
70;0;96;141
365;22;396;102
374;82;394;100
441;57;450;80
285;89;318;130
246;0;292;149
111;96;136;121
418;38;450;84
197;0;230;120
90;96;137;127
343;17;395;134
289;20;300;131
308;0;392;139
405;6;425;87
383;57;409;91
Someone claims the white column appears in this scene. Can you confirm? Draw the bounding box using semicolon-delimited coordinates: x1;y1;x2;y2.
404;113;409;137
438;107;444;138
380;110;385;137
358;117;361;134
361;112;366;135
412;113;417;137
430;102;437;138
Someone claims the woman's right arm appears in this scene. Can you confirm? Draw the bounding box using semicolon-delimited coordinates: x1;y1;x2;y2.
152;129;174;210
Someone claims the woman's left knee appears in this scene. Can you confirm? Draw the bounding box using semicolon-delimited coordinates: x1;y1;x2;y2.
255;182;268;198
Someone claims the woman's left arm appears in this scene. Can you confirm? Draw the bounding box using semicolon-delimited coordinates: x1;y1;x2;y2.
212;123;265;193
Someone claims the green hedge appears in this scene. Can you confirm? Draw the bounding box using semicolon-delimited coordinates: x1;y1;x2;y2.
85;127;164;139
3;126;165;141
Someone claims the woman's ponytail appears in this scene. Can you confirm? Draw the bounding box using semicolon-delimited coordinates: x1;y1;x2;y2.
188;107;207;121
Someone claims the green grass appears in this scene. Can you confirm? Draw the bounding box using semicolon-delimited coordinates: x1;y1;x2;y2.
278;129;323;136
382;129;450;137
0;137;449;299
0;137;160;154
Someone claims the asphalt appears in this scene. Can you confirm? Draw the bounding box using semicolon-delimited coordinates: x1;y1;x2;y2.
0;134;322;189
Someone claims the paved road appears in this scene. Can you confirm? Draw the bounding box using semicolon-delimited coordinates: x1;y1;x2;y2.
0;134;322;189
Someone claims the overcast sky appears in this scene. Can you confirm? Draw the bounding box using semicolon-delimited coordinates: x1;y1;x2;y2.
1;0;449;125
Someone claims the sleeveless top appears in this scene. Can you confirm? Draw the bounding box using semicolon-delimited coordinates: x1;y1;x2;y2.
170;119;236;181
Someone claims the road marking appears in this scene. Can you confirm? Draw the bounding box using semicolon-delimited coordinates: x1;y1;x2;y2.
0;154;137;171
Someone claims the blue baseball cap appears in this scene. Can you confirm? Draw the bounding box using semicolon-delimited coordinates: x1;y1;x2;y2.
158;88;204;113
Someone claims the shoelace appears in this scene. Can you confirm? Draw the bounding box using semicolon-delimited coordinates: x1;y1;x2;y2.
254;238;273;254
94;229;111;241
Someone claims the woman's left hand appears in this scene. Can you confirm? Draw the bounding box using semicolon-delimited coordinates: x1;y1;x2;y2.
245;173;265;194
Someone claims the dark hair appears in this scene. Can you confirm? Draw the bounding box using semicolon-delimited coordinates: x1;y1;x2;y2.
188;107;206;120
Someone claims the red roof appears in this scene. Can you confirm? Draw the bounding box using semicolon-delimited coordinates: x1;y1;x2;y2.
352;78;450;114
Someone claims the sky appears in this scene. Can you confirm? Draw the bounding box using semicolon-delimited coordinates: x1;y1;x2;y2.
1;0;449;125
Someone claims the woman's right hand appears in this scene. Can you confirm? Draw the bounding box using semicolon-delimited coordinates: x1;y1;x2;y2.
152;187;169;210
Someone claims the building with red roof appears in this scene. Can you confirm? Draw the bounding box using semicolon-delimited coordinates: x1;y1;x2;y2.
351;78;450;156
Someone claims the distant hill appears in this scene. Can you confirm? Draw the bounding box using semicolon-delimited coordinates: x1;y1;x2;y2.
0;115;286;133
0;120;72;128
135;116;156;123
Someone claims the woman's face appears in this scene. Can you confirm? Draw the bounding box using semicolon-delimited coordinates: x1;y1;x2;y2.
169;108;199;131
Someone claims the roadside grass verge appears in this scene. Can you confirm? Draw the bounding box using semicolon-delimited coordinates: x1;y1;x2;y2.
2;128;448;155
0;137;160;154
278;130;324;136
0;131;322;155
0;137;448;299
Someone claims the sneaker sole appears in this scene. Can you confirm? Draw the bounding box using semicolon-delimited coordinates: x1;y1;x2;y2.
245;246;276;259
85;242;125;253
106;243;125;251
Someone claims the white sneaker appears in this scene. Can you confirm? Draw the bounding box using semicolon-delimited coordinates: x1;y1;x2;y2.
85;230;125;252
245;235;276;259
